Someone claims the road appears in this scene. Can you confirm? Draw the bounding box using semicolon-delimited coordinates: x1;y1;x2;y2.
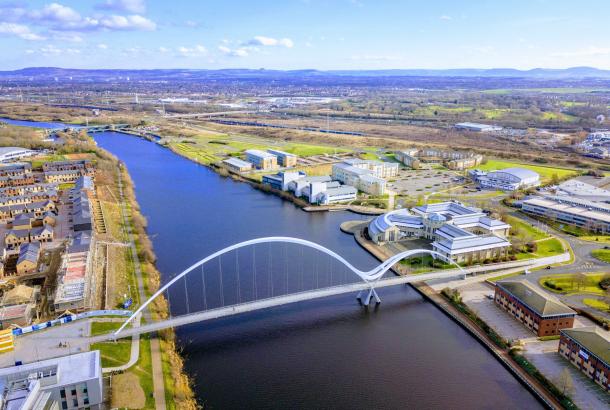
507;210;610;319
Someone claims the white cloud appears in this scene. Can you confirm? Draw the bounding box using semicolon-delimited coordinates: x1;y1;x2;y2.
30;3;81;22
97;43;108;49
99;0;146;14
218;45;249;57
97;14;156;31
184;20;199;28
51;32;83;42
177;44;208;57
247;36;294;48
0;22;45;40
440;15;452;20
158;46;169;53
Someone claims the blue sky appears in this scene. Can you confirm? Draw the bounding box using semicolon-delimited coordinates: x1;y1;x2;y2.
1;0;610;70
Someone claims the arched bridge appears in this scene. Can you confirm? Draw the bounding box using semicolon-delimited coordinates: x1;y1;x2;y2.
101;237;468;341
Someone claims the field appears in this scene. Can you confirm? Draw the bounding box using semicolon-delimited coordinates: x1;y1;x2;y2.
168;132;351;166
540;272;608;295
506;215;549;241
591;249;610;263
583;298;610;312
477;159;578;183
483;87;610;94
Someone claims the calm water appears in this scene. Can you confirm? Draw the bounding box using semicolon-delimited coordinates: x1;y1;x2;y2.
0;115;545;407
0;117;79;129
91;131;543;409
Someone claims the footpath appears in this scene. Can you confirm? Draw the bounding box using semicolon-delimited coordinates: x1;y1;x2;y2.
116;167;167;410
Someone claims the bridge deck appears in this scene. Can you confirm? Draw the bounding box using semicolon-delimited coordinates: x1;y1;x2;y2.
96;268;468;342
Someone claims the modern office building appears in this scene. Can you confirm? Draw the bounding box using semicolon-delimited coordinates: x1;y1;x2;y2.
494;278;576;336
222;157;253;173
310;183;357;205
555;179;610;203
262;171;306;190
0;147;36;163
368;201;511;263
267;149;298;167
559;326;610;391
245;149;277;170
471;167;540;191
522;195;610;234
287;175;332;198
0;351;103;409
455;122;503;132
332;160;393;195
395;148;483;170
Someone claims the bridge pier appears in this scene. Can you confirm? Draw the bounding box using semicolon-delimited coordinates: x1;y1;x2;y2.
357;287;381;306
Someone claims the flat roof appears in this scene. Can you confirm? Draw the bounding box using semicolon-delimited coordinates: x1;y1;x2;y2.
267;149;296;157
0;147;33;156
245;149;276;159
496;278;575;317
489;167;540;180
0;351;100;388
222;157;252;168
561;326;610;365
523;197;610;224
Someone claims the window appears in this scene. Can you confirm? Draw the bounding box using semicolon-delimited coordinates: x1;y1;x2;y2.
60;389;66;398
73;399;78;407
84;398;89;405
61;401;68;410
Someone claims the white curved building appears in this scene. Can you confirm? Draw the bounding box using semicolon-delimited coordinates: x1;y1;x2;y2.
473;167;540;191
368;201;511;263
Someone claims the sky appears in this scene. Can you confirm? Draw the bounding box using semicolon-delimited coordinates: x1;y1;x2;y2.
1;0;610;70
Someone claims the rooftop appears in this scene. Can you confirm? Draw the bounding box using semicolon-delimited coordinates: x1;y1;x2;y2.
223;157;252;168
561;326;610;365
0;351;100;390
489;167;540;180
524;197;610;224
245;149;276;159
496;278;576;317
0;147;33;156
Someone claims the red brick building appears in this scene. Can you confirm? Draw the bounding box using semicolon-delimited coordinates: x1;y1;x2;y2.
559;327;610;392
494;278;576;337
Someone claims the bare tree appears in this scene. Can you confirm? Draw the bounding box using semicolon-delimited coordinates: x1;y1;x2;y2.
557;367;575;396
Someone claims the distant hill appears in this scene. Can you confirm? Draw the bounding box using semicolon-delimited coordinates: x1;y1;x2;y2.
2;66;610;80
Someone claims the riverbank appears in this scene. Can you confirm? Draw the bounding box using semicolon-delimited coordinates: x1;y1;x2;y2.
115;159;198;409
343;225;562;409
166;142;387;215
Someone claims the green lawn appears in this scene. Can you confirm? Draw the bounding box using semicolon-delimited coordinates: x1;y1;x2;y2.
477;159;578;183
506;215;549;241
90;338;132;367
90;321;130;336
583;298;610;312
283;143;348;157
535;238;564;257
592;249;610;263
581;235;610;243
540;273;609;295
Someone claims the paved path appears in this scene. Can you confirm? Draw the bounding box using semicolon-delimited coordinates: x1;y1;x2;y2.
117;167;167;410
101;315;141;373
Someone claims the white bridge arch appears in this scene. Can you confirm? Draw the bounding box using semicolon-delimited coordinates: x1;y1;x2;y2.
115;236;463;336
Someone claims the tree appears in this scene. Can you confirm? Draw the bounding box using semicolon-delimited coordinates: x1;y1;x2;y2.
575;273;588;291
557;367;575;396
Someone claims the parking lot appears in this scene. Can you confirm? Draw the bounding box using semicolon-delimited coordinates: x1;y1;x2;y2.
524;340;610;409
387;168;463;196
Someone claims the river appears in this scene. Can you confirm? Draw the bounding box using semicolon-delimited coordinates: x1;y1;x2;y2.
90;131;542;409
